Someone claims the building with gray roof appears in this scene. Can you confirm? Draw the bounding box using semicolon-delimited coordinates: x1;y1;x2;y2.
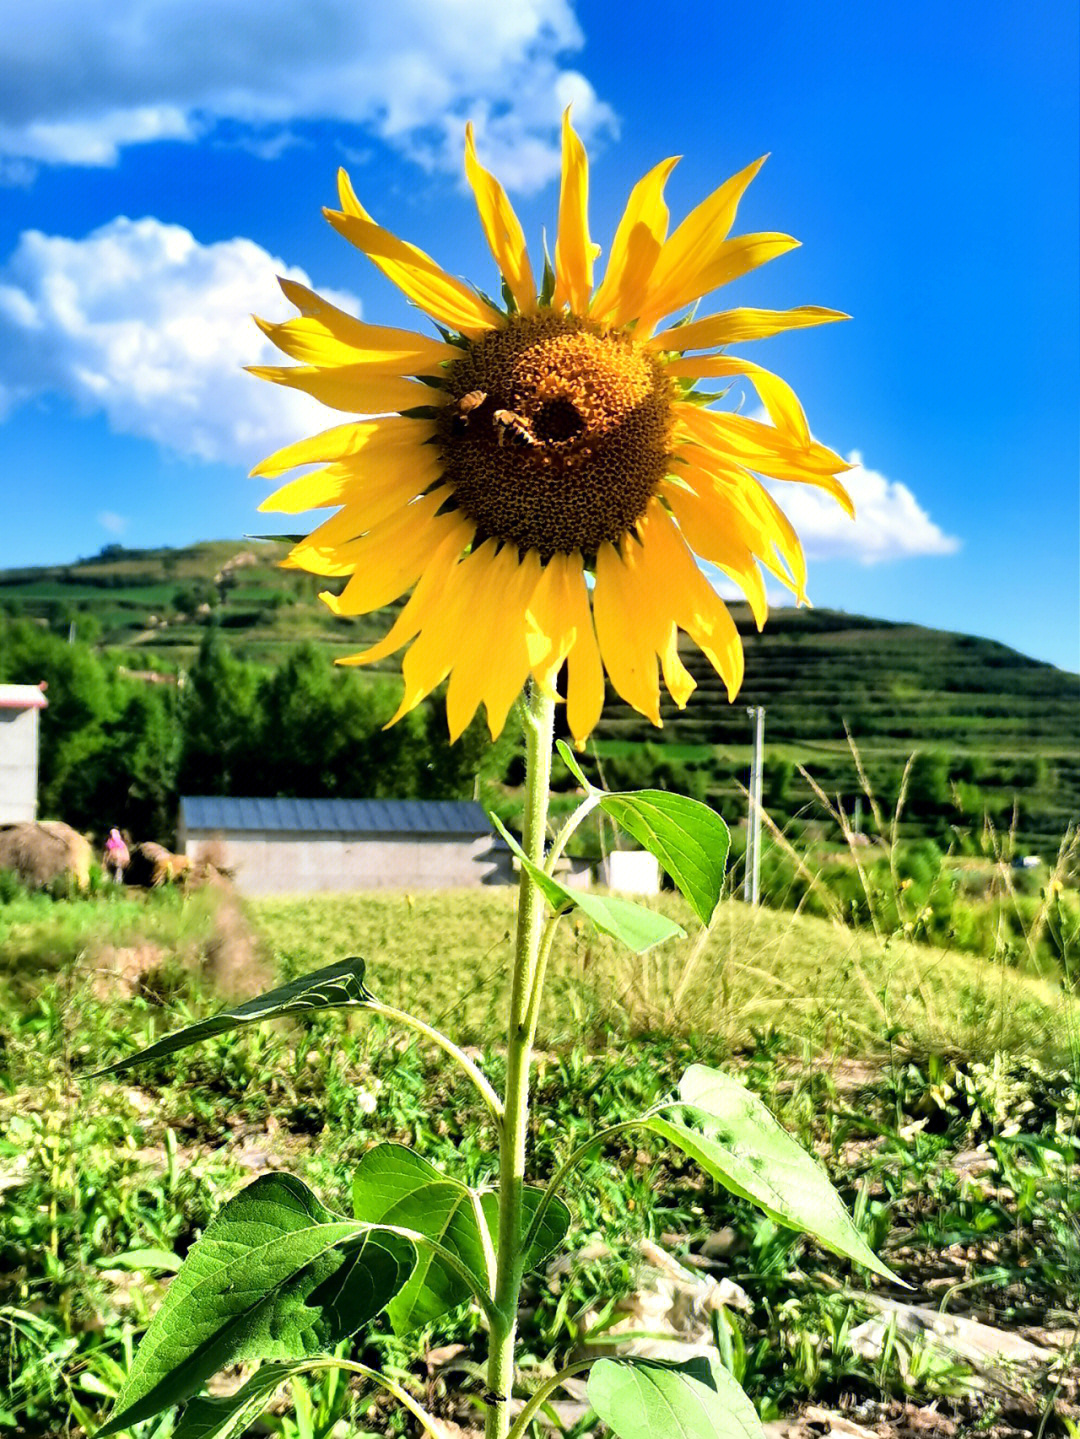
177;795;511;896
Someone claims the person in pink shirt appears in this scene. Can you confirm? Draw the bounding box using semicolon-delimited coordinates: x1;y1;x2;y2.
103;827;129;883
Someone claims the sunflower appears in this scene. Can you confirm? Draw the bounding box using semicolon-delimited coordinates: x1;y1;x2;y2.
250;113;852;745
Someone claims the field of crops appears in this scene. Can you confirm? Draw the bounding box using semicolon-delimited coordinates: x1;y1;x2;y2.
2;878;1077;1436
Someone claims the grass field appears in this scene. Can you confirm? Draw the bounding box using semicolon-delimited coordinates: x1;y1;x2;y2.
2;880;1078;1435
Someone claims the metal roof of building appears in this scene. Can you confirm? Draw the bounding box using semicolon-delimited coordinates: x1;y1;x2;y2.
179;796;495;836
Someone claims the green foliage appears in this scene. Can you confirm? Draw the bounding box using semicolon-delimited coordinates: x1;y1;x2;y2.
3;916;1076;1433
99;1173;414;1434
493;813;686;953
0;612;504;848
648;1067;896;1281
173;1361;321;1439
597;791;730;926
588;1356;765;1439
3;541;1077;853
91;956;376;1077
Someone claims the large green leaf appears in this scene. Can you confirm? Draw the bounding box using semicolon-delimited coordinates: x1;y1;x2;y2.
98;1173;413;1435
173;1361;318;1439
598;792;730;926
554;742;730;925
588;1356;764;1439
351;1144;489;1334
648;1066;897;1282
479;1186;571;1274
491;815;684;954
351;1144;571;1334
90;956;375;1078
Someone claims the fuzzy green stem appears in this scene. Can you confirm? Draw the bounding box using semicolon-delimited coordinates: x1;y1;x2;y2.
505;1359;594;1439
546;791;601;871
321;1358;446;1437
485;682;556;1439
521;910;562;1053
364;998;504;1128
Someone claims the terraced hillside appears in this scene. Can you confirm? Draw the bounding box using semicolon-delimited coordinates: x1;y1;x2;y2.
597;608;1079;852
2;540;1076;851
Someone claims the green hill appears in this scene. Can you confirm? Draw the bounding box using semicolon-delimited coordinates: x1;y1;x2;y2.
2;540;1076;852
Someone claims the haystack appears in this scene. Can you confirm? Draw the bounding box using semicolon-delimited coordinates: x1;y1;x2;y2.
0;821;91;889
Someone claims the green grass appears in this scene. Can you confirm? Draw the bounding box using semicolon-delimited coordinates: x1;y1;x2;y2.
250;889;1079;1066
1;884;1077;1435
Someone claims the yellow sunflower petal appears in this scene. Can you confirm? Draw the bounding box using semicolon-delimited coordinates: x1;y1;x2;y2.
638;501;744;700
665;354;809;444
464;123;536;314
479;548;546;739
593;540;662;726
553;110;597;314
335;518;476;667
639;232;800;333
255;296;456;372
657;624;696;708
250;416;435;479
590;156;679;325
636;156;768;324
662;477;769;627
389;541;498;725
676;403;854;510
527;552;578;692
528;553;605;744
447;546;543;741
278;276;460;362
285;485;449;582
245;364;426;415
647;305;850;352
675;451;809;601
317;495;461;609
326;173;502;336
259;432;442;515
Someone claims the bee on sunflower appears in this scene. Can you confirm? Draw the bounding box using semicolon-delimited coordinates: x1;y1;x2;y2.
249;112;852;746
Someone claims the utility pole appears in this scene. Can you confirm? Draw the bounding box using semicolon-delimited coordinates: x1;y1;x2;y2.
746;705;765;905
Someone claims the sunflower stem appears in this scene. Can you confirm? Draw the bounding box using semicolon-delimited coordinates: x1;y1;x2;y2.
484;681;555;1439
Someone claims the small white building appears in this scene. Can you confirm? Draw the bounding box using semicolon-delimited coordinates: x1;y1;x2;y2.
178;796;512;896
0;684;48;823
601;849;661;895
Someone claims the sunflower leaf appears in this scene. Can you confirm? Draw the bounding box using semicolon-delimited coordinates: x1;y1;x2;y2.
598;791;730;925
173;1361;320;1439
490;815;685;954
88;956;375;1078
588;1355;765;1439
539;232;556;307
350;1144;570;1333
555;739;593;790
647;1066;900;1282
98;1173;414;1434
351;1144;490;1334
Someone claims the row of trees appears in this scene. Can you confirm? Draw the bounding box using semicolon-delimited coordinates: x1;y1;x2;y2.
0;619;501;844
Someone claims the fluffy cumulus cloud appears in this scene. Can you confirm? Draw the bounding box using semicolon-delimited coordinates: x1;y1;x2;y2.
0;0;617;192
0;217;357;464
764;451;960;566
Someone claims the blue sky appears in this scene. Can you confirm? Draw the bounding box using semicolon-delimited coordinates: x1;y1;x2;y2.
0;0;1076;670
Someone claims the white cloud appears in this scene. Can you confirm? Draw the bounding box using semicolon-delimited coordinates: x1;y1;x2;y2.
0;1;617;192
0;216;358;465
97;510;129;536
764;450;961;565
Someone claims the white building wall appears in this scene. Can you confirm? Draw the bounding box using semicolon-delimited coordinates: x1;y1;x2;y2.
183;828;509;895
0;708;41;823
601;849;661;895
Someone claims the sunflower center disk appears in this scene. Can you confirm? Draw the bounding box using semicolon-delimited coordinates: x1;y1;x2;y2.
437;313;673;560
